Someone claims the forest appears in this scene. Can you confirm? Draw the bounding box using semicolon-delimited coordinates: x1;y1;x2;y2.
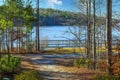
38;8;106;26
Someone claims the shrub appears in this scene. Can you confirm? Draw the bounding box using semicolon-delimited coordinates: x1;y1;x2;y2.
73;58;90;68
14;70;43;80
98;60;108;71
94;75;120;80
112;56;120;75
0;54;21;73
98;56;120;75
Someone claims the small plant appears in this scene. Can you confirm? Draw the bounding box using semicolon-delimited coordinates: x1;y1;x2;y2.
14;70;43;80
0;54;21;73
94;75;120;80
73;58;90;68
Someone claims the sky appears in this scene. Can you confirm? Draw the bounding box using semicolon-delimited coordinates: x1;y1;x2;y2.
1;0;120;14
0;0;79;12
30;0;120;17
34;0;79;12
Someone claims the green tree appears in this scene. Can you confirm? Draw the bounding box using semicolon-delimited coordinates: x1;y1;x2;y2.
0;0;35;53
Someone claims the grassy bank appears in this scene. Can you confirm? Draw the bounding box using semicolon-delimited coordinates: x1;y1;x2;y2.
46;46;120;54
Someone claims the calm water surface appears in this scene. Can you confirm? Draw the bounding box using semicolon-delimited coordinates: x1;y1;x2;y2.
31;26;120;40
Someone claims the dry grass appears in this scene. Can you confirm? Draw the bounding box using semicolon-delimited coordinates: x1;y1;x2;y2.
48;46;120;54
1;46;120;54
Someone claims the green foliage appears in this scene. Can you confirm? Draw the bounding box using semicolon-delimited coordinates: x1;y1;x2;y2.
39;8;105;26
0;19;13;30
0;0;35;32
14;70;43;80
0;19;7;29
94;75;120;80
73;58;90;68
39;8;86;26
0;54;21;73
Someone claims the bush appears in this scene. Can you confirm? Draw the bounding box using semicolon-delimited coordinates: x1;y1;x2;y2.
98;60;108;71
73;58;90;68
94;75;120;80
98;56;120;75
0;54;21;73
112;56;120;75
14;70;43;80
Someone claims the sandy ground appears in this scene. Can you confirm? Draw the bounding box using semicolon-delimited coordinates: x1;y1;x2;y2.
19;54;101;80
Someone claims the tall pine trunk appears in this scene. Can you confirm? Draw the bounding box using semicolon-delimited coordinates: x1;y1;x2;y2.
93;0;96;70
106;0;113;75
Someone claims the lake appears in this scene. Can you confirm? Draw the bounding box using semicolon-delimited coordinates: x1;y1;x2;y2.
32;26;80;40
31;26;120;41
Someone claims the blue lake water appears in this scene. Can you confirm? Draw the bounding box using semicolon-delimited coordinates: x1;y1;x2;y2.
31;26;120;40
32;26;79;40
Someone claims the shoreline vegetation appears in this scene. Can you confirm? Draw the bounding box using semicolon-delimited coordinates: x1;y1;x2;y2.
0;46;119;54
36;8;106;26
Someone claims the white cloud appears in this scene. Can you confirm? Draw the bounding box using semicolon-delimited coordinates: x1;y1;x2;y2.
47;0;62;8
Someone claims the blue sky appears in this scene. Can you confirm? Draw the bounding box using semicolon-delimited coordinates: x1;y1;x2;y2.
36;0;120;16
0;0;79;12
40;0;79;12
35;0;79;12
0;0;120;14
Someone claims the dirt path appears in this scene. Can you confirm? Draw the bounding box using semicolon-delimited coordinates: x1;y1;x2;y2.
18;54;101;80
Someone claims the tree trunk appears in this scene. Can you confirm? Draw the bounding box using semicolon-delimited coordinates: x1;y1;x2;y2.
93;0;97;70
106;0;112;75
36;0;40;51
